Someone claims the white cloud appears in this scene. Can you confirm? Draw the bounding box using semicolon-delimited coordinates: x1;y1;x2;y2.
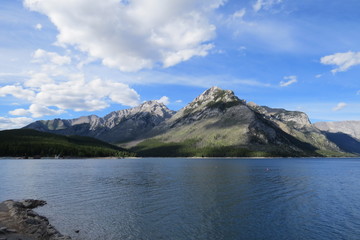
315;74;322;78
253;0;282;12
332;102;347;112
320;51;360;73
24;73;53;88
10;104;65;118
232;8;246;19
156;96;170;105
175;100;183;103
0;117;34;130
24;0;224;72
253;0;263;12
35;23;42;30
9;108;30;116
357;90;360;95
32;49;71;66
0;85;35;101
280;75;297;87
7;75;141;118
1;50;141;118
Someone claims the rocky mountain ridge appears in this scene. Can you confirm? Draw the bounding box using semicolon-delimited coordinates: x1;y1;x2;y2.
314;121;360;140
132;87;340;157
25;86;358;157
25;101;175;143
313;121;360;155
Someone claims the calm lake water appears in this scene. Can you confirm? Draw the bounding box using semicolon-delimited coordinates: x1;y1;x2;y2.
1;158;360;240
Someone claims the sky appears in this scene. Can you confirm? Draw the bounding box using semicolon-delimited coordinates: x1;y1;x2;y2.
1;0;360;130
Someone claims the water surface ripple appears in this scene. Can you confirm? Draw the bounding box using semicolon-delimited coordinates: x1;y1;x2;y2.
1;158;360;239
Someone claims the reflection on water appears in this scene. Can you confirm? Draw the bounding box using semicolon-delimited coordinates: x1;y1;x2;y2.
1;158;360;239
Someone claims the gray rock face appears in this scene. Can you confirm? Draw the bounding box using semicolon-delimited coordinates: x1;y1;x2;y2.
25;101;175;143
247;102;311;130
137;87;338;156
167;86;244;126
314;121;360;140
0;199;71;240
179;86;243;112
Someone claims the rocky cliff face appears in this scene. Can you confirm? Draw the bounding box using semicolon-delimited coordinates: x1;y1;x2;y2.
133;87;341;157
25;101;175;143
247;102;311;130
314;121;360;141
313;121;360;155
164;86;245;128
246;102;338;152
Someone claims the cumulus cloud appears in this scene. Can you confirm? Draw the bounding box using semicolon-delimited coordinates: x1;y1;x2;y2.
320;51;360;73
0;117;34;130
32;49;71;65
1;49;141;118
24;0;223;72
332;102;347;111
253;0;283;12
24;73;53;88
280;75;297;87
0;85;36;101
35;23;42;30
156;96;170;105
9;108;31;116
7;75;140;117
10;104;64;118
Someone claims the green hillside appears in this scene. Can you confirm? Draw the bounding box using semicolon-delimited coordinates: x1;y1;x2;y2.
0;129;135;158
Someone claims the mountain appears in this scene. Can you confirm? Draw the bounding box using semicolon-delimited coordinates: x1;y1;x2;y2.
131;87;342;157
25;86;354;157
314;121;360;155
314;121;360;140
0;129;133;158
25;101;175;143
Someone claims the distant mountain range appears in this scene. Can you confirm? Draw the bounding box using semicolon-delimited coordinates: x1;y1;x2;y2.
25;100;174;143
24;87;360;157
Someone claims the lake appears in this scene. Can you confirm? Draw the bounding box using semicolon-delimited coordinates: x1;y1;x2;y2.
1;158;360;240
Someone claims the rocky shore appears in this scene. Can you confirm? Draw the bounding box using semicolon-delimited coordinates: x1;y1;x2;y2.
0;199;71;240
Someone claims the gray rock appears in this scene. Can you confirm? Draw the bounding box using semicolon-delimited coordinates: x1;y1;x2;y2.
25;100;175;143
20;199;46;209
134;86;338;157
2;199;71;240
314;121;360;141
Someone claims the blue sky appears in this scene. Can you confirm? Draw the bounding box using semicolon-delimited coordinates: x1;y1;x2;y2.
1;0;360;129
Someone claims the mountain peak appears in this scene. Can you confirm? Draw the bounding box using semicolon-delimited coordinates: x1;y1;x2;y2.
184;86;243;112
167;87;244;123
140;100;162;106
105;100;175;123
207;86;222;92
198;86;239;101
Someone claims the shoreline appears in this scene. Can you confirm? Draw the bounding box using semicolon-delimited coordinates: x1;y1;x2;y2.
0;199;71;240
1;156;359;160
